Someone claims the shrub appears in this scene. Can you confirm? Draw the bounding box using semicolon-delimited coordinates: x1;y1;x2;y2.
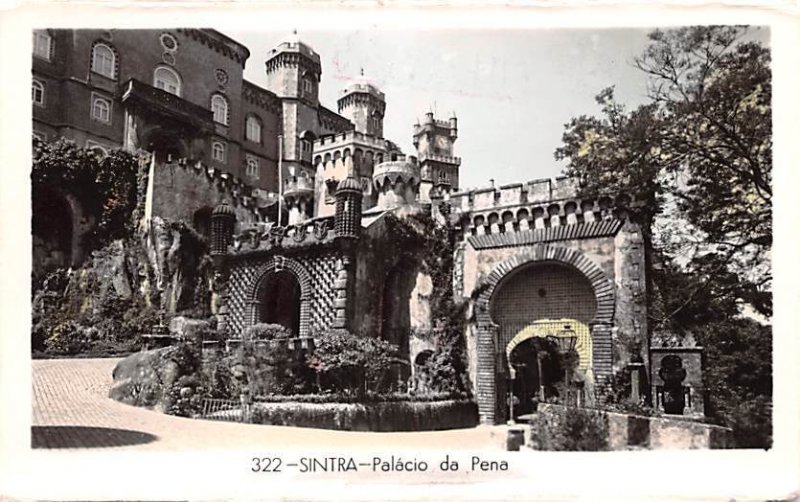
534;406;610;451
309;329;402;397
244;323;291;341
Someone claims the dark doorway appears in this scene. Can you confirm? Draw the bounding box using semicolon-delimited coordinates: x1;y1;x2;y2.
258;270;301;336
145;129;186;164
508;338;542;419
32;187;74;274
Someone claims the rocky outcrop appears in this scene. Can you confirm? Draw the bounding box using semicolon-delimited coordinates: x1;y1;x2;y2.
109;344;203;414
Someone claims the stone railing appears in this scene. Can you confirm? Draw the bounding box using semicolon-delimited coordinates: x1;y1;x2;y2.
120;79;213;129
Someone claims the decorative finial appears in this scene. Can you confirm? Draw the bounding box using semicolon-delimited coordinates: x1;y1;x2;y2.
293;28;298;35
360;67;364;77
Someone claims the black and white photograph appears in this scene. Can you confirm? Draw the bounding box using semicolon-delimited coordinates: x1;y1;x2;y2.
2;3;799;500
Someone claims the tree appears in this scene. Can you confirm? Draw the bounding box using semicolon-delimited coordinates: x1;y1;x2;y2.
555;27;772;447
556;26;772;322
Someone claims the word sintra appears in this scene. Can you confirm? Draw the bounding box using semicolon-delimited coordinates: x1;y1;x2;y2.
293;455;508;473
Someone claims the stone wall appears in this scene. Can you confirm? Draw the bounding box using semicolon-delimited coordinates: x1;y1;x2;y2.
529;404;731;450
144;157;262;233
250;400;478;432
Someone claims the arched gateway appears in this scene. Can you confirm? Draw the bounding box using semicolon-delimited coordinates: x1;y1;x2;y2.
473;244;615;424
246;257;313;337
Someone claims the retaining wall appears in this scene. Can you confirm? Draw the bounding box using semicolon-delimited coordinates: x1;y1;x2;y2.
250;400;478;432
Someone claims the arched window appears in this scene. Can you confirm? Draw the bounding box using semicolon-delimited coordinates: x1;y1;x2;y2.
91;94;112;123
32;80;45;106
245;115;262;143
211;141;226;162
153;66;181;96
91;43;116;79
211;94;229;125
245;155;259;179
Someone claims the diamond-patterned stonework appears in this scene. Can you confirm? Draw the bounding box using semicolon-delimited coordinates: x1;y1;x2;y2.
226;249;341;337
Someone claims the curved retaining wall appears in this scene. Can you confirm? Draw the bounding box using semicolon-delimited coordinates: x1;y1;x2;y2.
250;400;478;432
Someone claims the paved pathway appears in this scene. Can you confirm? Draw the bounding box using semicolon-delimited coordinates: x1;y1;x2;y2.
32;358;507;451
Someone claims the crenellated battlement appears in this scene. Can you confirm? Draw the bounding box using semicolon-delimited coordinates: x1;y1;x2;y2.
156;157;271;211
314;130;389;151
450;176;637;238
419;153;461;166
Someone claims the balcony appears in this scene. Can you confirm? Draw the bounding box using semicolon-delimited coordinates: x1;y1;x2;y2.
120;78;213;130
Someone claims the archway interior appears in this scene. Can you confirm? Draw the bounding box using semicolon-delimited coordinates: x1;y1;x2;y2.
490;261;598;415
257;270;301;336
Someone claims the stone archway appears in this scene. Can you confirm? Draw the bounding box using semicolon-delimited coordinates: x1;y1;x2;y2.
472;244;615;424
246;256;313;337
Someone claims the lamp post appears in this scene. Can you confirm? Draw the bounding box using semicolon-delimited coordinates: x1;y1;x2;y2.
508;366;516;424
548;324;578;406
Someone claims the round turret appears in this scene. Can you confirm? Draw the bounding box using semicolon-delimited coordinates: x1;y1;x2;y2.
335;176;363;240
283;175;315;224
210;201;236;255
372;156;421;210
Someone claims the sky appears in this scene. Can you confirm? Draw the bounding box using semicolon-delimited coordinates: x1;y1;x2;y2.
227;28;764;190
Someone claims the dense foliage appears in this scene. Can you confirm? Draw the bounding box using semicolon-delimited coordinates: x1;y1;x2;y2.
384;212;471;395
32;137;144;263
309;329;402;397
533;406;610;451
555;26;772;448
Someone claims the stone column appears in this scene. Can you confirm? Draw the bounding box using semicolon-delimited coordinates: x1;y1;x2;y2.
475;323;498;424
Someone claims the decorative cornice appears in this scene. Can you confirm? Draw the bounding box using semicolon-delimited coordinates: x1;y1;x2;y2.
467;219;623;250
242;80;281;114
177;29;250;67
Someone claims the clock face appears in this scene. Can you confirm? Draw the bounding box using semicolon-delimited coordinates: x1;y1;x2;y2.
215;69;229;86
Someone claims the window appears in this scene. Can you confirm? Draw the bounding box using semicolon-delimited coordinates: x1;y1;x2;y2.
160;32;178;52
302;78;313;95
245;155;259;179
301;140;311;155
211;94;229;125
91;43;116;79
246;115;261;143
32;79;44;106
33;31;52;60
91;94;112;124
153;66;181;96
212;141;226;162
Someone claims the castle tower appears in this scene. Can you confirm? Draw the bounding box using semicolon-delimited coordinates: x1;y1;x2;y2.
337;70;386;138
372;155;421;210
413;110;460;203
264;31;321;104
264;32;322;182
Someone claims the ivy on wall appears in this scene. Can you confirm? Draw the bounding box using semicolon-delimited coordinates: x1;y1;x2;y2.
383;212;471;395
32;137;145;260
